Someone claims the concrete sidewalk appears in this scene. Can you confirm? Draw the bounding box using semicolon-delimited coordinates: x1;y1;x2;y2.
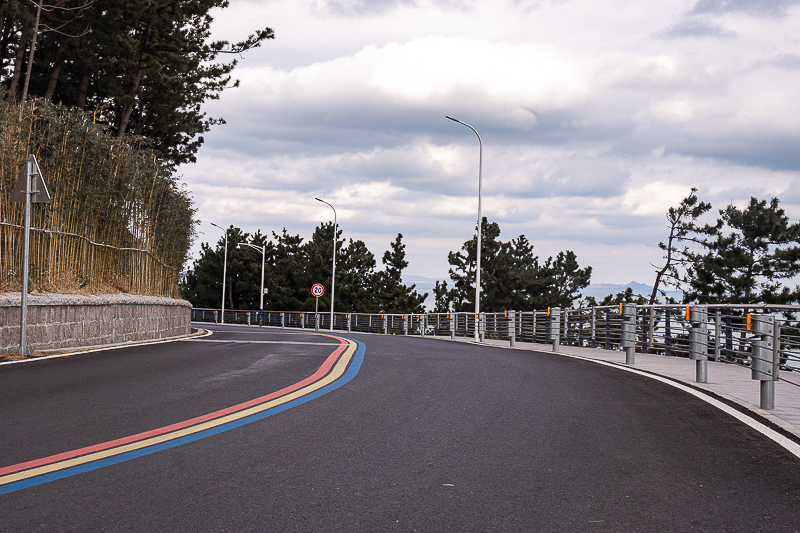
442;335;800;442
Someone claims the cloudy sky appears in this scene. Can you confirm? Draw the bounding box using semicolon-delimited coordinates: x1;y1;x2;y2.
179;0;800;288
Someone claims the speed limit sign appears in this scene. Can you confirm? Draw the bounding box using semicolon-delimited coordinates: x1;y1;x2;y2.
311;284;325;297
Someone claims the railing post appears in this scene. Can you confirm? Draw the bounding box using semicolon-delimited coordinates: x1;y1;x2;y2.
449;313;455;339
508;310;516;347
605;308;611;350
550;307;561;352
751;314;776;410
532;311;537;344
347;314;352;332
689;305;708;383
383;315;388;335
622;303;636;364
664;310;672;357
640;307;648;353
590;308;596;348
714;310;721;361
479;312;486;342
403;315;408;336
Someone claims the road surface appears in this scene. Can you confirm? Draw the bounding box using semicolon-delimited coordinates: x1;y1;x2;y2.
1;325;799;531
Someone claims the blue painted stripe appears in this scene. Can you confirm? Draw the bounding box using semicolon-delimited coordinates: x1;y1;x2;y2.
1;338;364;495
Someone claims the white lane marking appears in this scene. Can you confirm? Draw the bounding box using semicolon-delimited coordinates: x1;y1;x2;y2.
560;352;800;460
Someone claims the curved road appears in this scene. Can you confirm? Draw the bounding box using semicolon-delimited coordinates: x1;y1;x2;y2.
1;325;799;531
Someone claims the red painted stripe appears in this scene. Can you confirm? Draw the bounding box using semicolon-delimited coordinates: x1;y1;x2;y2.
0;335;347;476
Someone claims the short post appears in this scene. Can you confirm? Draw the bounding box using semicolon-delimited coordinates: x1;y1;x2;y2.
751;314;776;410
479;312;486;342
508;310;516;347
689;305;708;383
550;307;561;352
421;315;426;337
621;303;636;364
301;313;305;329
347;314;352;332
383;315;388;335
403;315;409;336
281;312;285;328
450;314;456;339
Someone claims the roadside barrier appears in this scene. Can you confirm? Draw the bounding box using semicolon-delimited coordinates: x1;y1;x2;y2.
191;305;800;410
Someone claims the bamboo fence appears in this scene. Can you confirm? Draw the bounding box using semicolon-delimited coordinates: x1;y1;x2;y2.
0;99;195;297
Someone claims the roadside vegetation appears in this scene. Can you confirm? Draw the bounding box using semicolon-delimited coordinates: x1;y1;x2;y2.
0;1;272;297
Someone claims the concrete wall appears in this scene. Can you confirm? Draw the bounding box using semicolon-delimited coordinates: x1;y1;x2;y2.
0;293;192;354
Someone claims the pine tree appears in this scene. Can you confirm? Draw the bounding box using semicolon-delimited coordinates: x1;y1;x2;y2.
686;197;800;305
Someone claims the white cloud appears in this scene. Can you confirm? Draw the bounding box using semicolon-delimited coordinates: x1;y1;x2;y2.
183;0;800;289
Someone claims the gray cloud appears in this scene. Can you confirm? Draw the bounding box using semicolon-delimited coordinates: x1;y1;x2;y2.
312;0;418;16
660;17;737;38
691;0;800;17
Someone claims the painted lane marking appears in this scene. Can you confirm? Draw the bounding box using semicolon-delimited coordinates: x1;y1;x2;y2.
0;334;365;494
0;337;346;477
187;339;343;345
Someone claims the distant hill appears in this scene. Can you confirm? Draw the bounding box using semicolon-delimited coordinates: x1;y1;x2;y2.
402;276;683;311
581;282;683;303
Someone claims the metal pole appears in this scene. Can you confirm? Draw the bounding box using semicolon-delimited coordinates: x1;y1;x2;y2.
315;198;337;331
210;223;228;324
238;242;266;327
259;246;265;326
446;116;483;342
18;158;32;356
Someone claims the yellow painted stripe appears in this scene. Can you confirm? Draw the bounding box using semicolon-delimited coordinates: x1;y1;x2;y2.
1;339;357;486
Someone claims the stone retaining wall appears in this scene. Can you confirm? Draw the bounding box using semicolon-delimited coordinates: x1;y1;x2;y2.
0;293;192;354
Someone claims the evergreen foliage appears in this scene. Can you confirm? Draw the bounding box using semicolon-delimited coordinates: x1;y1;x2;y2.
685;196;800;305
0;0;273;168
181;227;427;314
437;218;592;312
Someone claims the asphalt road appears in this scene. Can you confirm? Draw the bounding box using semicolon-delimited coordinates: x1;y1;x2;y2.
2;325;800;532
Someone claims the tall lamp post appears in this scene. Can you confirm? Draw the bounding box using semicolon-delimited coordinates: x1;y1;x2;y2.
315;197;337;331
237;242;266;327
446;115;483;342
210;222;228;324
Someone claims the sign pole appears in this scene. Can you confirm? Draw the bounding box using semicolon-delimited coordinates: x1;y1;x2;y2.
11;154;50;357
19;158;32;356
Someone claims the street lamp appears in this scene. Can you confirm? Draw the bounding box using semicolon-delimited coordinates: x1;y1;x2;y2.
237;242;266;327
315;197;337;331
446;115;483;342
210;222;228;325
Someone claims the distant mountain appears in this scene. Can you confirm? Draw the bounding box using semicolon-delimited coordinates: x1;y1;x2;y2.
581;282;682;303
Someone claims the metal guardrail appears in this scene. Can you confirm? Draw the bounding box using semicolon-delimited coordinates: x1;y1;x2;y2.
192;304;800;410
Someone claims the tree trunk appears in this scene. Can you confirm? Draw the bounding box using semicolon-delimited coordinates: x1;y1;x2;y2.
5;33;27;102
76;56;93;109
116;24;151;137
44;35;72;100
21;0;43;102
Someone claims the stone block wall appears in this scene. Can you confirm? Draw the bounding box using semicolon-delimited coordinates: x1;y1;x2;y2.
0;293;192;354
